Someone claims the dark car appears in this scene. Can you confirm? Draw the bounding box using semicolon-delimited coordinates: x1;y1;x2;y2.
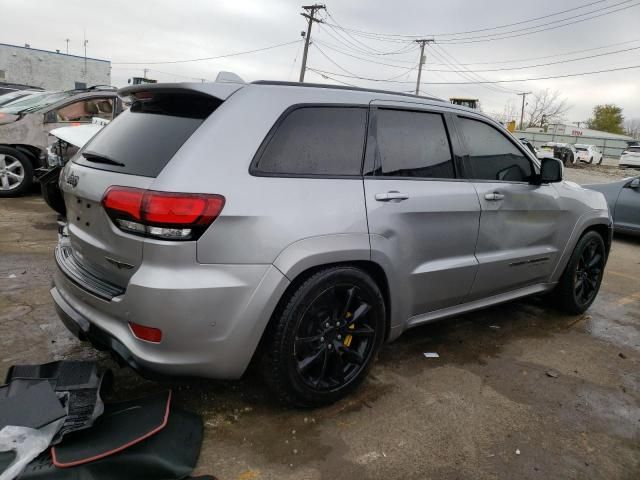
586;176;640;236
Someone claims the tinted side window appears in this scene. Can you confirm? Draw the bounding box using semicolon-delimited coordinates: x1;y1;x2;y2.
376;109;454;179
458;117;532;182
255;107;367;176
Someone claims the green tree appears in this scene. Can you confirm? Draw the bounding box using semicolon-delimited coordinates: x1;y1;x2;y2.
587;104;625;134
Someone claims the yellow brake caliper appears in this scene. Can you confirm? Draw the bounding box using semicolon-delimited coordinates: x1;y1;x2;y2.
344;312;355;347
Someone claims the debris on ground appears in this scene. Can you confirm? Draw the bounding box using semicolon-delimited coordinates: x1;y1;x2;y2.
515;449;521;455
0;361;211;480
618;352;627;359
489;325;501;330
546;370;559;378
423;352;440;358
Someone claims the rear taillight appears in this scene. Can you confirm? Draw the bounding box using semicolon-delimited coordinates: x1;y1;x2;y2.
102;186;225;240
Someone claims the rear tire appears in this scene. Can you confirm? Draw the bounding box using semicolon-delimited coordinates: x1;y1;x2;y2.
588;156;594;164
42;176;66;215
261;266;385;407
553;231;606;314
597;155;603;165
0;146;33;197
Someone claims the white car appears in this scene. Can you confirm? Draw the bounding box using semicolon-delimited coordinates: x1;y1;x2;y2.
620;145;640;168
575;144;603;165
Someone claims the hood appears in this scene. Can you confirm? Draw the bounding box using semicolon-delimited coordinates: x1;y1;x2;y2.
50;123;104;148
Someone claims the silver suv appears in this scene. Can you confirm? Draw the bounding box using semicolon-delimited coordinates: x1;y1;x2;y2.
52;81;612;406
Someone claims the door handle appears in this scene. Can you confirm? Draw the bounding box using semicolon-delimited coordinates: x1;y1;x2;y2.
375;191;409;202
484;192;505;201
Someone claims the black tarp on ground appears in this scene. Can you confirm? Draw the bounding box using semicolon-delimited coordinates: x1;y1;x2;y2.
51;390;171;467
4;361;107;443
0;381;66;430
12;406;203;480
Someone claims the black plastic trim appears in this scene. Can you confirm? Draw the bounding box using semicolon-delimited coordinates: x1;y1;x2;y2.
55;246;124;300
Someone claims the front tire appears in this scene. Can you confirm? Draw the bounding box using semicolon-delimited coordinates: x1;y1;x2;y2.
0;146;33;197
262;266;385;407
553;231;606;314
588;156;594;164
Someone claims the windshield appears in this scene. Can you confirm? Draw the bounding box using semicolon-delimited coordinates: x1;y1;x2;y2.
0;90;38;107
0;91;70;114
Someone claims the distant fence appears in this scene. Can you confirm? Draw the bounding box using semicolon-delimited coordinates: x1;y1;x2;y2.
515;131;628;158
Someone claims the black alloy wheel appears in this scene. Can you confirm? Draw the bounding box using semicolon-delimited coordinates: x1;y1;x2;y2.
554;230;606;314
573;238;605;307
294;284;376;391
262;267;385;407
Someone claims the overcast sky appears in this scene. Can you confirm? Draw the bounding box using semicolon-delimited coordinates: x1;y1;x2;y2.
2;0;639;123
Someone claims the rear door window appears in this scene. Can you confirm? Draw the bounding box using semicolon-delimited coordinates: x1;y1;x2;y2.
374;109;455;179
253;106;367;176
457;117;533;182
74;93;221;177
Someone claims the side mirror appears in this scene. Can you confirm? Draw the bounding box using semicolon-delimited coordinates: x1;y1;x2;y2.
628;178;640;189
539;157;563;183
43;110;57;123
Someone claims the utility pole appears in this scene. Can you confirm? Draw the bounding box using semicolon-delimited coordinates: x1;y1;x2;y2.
143;68;148;79
517;92;531;130
65;38;69;54
414;39;434;95
83;34;88;77
299;4;325;83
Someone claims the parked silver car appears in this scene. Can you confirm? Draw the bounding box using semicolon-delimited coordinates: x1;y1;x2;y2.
52;81;612;406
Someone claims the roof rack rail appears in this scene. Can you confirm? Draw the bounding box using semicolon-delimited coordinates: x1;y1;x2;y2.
251;80;444;102
87;85;118;91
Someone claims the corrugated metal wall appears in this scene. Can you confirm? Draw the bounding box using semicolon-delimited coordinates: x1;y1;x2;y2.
516;131;629;158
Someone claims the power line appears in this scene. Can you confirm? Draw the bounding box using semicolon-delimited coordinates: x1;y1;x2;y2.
307;63;640;84
425;44;640;73
320;0;621;40
112;40;302;65
428;37;640;66
437;1;640;44
425;45;517;95
323;11;417;55
314;39;419;68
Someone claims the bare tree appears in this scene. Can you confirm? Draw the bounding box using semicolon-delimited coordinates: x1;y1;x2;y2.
624;118;640;139
524;89;571;128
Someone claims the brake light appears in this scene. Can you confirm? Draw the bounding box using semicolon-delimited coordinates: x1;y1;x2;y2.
102;186;224;240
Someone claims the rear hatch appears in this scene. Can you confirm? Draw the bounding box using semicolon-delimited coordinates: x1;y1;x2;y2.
59;84;241;296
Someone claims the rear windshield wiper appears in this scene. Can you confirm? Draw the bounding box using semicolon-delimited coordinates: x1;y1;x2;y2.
82;151;125;167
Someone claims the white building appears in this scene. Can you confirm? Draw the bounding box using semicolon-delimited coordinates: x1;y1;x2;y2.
0;43;111;90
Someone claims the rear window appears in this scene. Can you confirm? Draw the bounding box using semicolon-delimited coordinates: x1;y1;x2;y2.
253;106;367;176
74;93;221;177
628;147;640;152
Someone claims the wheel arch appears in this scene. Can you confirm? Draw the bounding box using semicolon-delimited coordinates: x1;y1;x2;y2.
550;215;612;282
249;258;393;374
1;144;44;168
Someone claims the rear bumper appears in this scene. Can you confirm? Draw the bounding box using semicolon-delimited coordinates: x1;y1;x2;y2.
52;258;289;379
619;157;640;167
